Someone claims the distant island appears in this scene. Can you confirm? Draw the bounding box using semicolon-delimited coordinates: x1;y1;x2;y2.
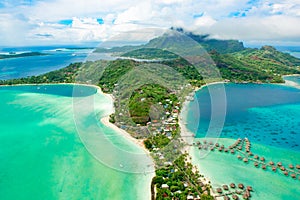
0;52;47;60
1;29;299;200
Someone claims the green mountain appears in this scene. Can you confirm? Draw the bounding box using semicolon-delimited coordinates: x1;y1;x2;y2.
212;46;300;83
118;29;300;83
170;27;245;54
94;28;245;54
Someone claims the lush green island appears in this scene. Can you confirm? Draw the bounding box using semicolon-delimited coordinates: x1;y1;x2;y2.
0;52;46;59
1;29;300;200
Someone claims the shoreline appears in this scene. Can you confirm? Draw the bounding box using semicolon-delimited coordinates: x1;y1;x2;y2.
2;75;299;199
281;74;300;88
178;81;228;197
0;82;150;154
100;116;148;151
178;75;300;199
98;90;154;200
0;82;154;199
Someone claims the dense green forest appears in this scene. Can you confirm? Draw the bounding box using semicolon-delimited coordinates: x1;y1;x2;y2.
153;154;214;200
122;48;180;60
129;84;178;125
98;59;137;93
212;46;300;83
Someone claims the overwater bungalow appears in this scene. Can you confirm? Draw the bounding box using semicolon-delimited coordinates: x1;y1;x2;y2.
231;149;235;154
245;189;251;197
260;157;265;162
280;166;285;171
291;173;296;178
216;188;223;193
215;143;220;147
254;155;259;159
289;164;294;169
237;155;242;160
232;194;239;200
269;161;274;165
272;166;277;171
238;183;244;189
230;183;236;188
242;193;249;200
296;164;300;169
246;186;253;192
254;162;259;167
223;196;230;200
262;165;267;170
224;149;229;153
284;171;289;176
243;158;248;163
222;185;229;190
236;190;242;195
277;162;282;167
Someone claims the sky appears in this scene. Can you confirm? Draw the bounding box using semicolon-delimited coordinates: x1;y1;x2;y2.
0;0;299;46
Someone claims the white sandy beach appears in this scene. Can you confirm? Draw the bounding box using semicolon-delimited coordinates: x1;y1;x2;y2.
100;116;147;151
282;74;300;89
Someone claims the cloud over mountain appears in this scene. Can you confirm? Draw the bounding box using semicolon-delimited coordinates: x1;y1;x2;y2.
0;0;299;46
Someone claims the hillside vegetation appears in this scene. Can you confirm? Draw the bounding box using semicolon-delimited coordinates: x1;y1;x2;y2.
211;46;300;83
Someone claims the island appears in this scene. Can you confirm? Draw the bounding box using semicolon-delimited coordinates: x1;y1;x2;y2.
1;29;299;200
0;52;47;60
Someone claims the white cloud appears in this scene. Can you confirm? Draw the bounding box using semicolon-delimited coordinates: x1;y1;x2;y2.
0;0;300;46
0;14;32;46
29;17;110;44
194;15;300;46
193;15;217;27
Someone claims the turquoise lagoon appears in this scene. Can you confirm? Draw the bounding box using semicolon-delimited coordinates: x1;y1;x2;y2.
185;78;300;199
0;85;153;200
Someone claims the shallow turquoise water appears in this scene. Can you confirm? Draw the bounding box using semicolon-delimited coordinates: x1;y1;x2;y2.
191;138;300;200
186;80;300;199
0;85;153;200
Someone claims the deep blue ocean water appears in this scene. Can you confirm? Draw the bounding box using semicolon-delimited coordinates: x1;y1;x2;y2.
186;77;300;199
0;47;90;80
187;83;300;151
